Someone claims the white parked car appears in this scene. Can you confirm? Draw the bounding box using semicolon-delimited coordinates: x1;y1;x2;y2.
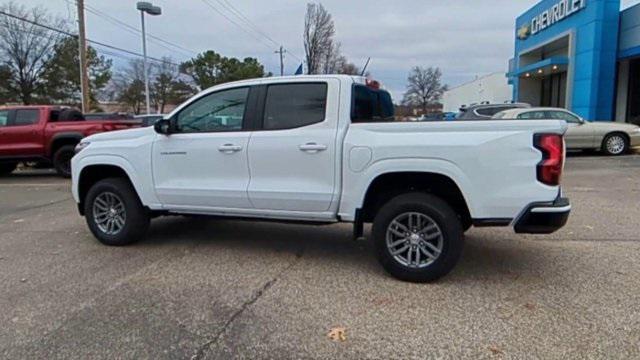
72;75;571;282
494;108;640;155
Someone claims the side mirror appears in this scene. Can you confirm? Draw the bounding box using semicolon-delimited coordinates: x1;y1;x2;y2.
154;118;171;135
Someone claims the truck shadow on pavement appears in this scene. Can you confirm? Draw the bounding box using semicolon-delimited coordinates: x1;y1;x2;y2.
134;215;555;283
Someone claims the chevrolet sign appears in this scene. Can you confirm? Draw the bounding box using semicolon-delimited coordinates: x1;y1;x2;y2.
519;0;587;40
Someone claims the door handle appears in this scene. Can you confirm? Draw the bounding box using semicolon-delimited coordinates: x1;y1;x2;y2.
299;143;327;152
218;144;242;153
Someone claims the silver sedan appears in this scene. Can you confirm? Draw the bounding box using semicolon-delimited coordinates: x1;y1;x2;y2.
494;108;640;155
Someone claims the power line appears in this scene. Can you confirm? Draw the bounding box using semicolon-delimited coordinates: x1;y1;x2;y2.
199;0;304;66
0;10;181;67
215;0;278;47
211;0;303;63
84;3;196;57
60;0;196;58
199;0;274;51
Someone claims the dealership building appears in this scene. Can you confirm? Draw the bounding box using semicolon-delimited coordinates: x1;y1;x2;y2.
508;0;640;123
444;0;640;123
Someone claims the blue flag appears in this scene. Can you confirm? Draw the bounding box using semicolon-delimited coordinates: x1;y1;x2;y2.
294;63;303;75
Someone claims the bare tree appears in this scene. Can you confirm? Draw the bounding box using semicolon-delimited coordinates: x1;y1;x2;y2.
151;57;195;113
0;2;67;104
322;40;339;74
110;60;147;114
338;61;360;75
402;66;448;114
321;41;359;75
304;3;334;75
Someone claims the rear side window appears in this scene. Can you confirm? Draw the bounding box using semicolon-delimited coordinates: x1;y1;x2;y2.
351;85;395;123
475;106;510;117
14;109;39;126
0;110;8;127
263;83;327;130
546;110;581;123
517;111;546;120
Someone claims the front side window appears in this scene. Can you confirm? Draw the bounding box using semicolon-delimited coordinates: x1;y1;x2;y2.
14;109;39;126
546;110;581;123
263;83;327;130
352;85;395;123
517;111;546;120
175;87;249;133
0;110;8;127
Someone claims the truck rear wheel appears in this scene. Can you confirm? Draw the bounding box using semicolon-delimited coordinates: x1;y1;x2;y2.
53;145;76;178
372;192;464;283
0;162;17;176
84;178;150;246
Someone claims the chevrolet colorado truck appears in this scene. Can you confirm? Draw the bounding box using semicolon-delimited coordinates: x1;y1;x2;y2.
71;75;571;282
0;106;140;177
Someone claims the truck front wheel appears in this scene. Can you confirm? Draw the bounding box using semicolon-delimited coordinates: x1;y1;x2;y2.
84;178;150;246
372;192;464;283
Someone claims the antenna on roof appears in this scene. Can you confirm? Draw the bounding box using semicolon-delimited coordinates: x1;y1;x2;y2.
360;57;371;76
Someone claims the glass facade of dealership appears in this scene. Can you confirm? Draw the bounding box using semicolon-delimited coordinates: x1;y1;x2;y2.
508;0;640;124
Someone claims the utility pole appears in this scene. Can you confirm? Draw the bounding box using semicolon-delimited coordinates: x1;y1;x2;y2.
275;46;286;76
76;0;90;113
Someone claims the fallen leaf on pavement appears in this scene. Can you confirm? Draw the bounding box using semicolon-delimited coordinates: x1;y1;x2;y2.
488;345;504;355
327;327;346;342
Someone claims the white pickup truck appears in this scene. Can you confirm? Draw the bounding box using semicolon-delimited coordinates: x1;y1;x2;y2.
71;75;570;282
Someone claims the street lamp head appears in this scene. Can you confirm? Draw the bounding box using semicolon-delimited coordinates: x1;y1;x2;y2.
136;2;153;11
148;6;162;15
136;2;161;15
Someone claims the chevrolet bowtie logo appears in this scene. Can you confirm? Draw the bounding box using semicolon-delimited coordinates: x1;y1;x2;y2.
517;24;531;40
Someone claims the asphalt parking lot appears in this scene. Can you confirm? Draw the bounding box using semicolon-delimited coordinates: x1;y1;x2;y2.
1;153;640;359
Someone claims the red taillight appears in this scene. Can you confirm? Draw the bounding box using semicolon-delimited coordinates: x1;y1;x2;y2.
534;134;564;186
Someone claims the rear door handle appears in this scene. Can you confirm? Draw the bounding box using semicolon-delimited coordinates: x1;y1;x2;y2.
218;144;242;153
299;143;327;152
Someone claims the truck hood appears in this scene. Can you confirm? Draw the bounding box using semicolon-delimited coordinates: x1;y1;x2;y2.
84;126;155;142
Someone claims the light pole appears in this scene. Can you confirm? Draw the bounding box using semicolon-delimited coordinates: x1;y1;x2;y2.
136;2;161;115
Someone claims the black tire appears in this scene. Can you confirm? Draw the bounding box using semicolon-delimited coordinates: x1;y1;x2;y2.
372;192;464;283
0;162;17;176
53;145;76;178
601;133;629;156
84;178;150;246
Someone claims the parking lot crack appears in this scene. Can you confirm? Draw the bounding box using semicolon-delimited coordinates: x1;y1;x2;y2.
190;248;304;360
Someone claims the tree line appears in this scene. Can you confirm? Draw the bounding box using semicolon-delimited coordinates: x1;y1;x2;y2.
0;2;268;113
0;1;447;115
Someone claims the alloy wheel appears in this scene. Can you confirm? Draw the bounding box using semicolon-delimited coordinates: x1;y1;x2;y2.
606;135;626;155
386;212;444;268
93;192;126;235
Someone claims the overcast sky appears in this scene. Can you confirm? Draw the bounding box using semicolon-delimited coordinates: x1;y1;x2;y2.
12;0;640;100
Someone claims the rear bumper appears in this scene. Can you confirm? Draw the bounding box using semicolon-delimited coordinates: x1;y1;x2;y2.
514;197;570;234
